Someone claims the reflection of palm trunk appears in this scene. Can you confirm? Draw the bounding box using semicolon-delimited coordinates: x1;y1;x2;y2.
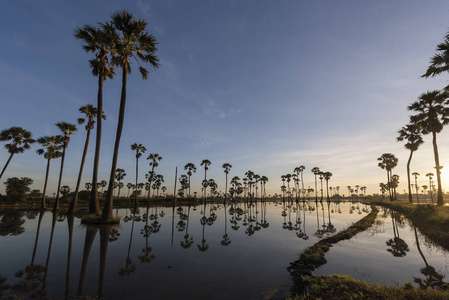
98;226;111;297
40;212;57;297
414;226;429;267
41;158;51;210
65;214;75;298
315;202;319;230
31;211;45;265
77;225;98;296
171;202;175;246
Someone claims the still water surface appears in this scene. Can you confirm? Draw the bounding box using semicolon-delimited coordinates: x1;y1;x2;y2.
2;201;439;299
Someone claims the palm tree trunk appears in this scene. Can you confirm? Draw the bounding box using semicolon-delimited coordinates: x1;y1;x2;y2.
53;146;66;212
0;152;14;180
90;75;104;216
407;150;413;203
134;157;138;212
41;158;51;210
387;171;393;201
432;131;444;206
102;68;127;220
225;173;228;203
69;129;91;214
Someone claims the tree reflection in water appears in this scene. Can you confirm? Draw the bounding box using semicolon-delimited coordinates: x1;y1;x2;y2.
119;215;136;276
0;211;26;236
180;204;194;249
221;202;231;246
386;211;409;257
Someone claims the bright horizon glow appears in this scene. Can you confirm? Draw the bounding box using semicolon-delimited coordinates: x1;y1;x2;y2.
2;1;449;197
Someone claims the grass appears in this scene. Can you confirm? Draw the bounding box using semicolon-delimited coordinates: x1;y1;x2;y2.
288;274;449;300
370;200;449;250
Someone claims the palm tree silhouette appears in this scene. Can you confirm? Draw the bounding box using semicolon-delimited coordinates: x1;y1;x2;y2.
53;122;77;212
422;29;449;92
75;23;115;216
377;153;398;201
131;143;146;211
69;105;104;214
115;168;126;198
36;136;62;210
102;10;159;221
145;153;162;200
184;163;196;198
322;172;332;202
409;91;449;206
412;172;420;204
201;159;211;198
222;163;232;202
0;127;35;180
397;124;424;204
426;173;434;203
311;167;320;202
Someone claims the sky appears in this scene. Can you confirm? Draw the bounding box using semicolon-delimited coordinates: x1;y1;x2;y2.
2;0;449;197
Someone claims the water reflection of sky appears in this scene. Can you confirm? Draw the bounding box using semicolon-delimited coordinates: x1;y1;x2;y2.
0;201;369;299
314;206;449;288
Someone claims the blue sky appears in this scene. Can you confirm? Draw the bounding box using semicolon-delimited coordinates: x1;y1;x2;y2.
2;0;449;196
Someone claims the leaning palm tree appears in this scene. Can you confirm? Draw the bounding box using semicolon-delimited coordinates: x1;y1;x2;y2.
200;159;212;198
36;136;62;210
409;91;449;206
0;127;35;180
131;143;146;210
222;163;232;201
184;163;196;197
75;21;116;216
69;105;105;214
377;153;398;201
102;10;159;221
53;122;77;212
397;124;424;204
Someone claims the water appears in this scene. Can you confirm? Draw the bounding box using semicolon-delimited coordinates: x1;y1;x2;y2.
314;206;449;288
0;200;367;299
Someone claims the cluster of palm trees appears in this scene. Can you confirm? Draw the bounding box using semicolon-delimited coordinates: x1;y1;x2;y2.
380;29;449;207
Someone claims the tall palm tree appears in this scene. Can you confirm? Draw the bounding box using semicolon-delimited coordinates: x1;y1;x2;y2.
36;136;62;210
222;163;232;202
201;159;211;198
397;124;424;204
131;143;146;210
322;172;332;202
422;30;449;92
412;172;420;204
145;153;162;199
102;10;159;221
294;165;306;201
53;122;77;212
0;127;35;179
69;105;105;214
311;167;320;202
115;168;126;198
377;153;398;201
75;22;115;216
409;91;449;206
184;163;196;198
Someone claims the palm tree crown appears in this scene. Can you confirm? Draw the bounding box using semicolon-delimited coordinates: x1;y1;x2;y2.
0;127;35;179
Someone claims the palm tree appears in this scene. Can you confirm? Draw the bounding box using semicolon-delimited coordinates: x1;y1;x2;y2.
391;174;400;201
145;153;162;199
75;22;115;216
36;136;62;210
377;153;398;201
311;167;320;202
102;10;159;221
412;172;420;204
294;165;306;201
347;186;351;199
53;122;77;212
426;173;434;203
409;91;449;206
397;124;424;203
131;143;146;210
222;163;232;202
69;105;104;214
115;168;126;198
201;159;211;198
126;183;133;197
0;127;35;180
322;172;332;202
85;182;92;191
422;30;449;92
184;163;196;197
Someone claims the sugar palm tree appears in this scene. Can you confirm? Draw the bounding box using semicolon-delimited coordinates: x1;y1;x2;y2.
397;124;424;203
115;168;126;198
322;172;332;201
53;122;77;212
426;173;434;203
184;163;196;197
201;159;211;198
145;153;162;200
409;91;449;206
131;143;146;210
75;22;115;216
126;182;133;197
102;10;159;221
422;30;449;92
0;127;35;180
377;153;398;201
412;172;420;204
36;136;62;210
294;165;306;201
222;163;232;201
311;167;320;202
69;105;105;214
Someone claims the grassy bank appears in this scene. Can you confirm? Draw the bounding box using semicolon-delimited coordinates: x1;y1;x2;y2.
371;200;449;250
289;274;449;300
